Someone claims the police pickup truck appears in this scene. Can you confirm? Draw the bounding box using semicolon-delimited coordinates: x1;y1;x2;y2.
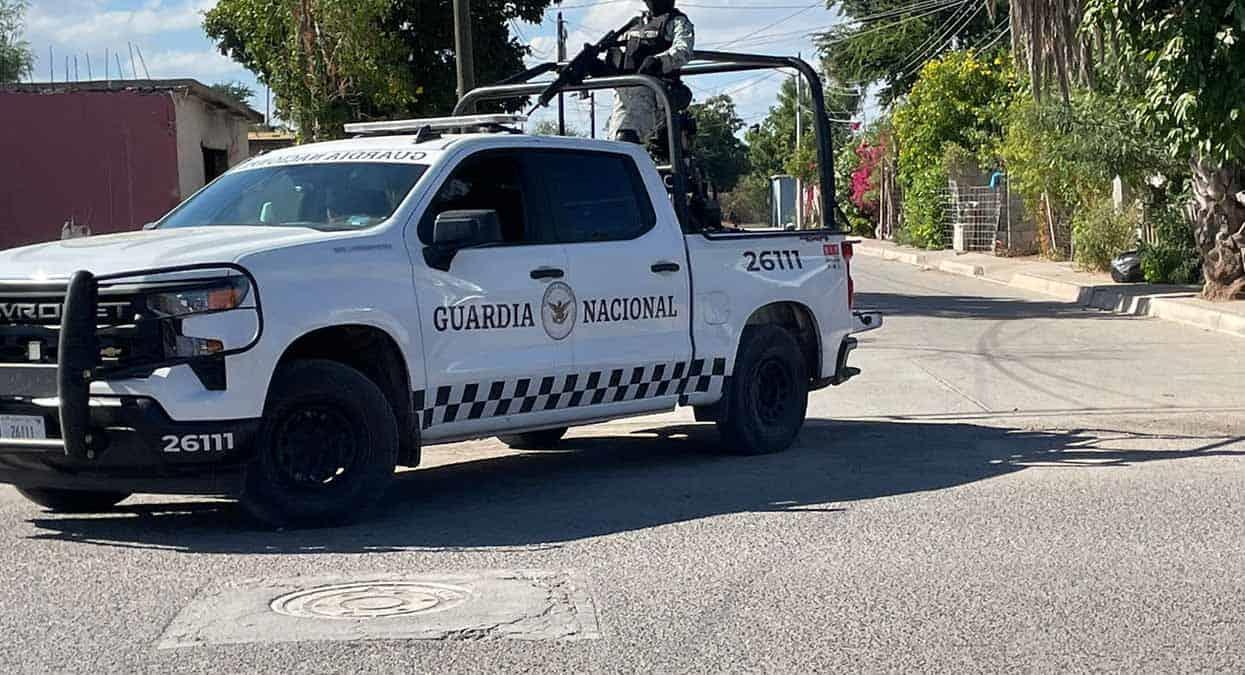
0;114;880;526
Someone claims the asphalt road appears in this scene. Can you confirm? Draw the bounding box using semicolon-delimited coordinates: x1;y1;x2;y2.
2;256;1243;672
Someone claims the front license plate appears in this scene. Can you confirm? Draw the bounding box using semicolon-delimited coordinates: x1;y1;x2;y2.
0;415;47;440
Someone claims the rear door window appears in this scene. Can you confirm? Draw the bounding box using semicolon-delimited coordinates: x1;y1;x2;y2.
533;151;656;244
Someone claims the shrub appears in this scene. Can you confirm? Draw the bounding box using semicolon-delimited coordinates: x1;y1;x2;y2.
1072;198;1139;272
1139;205;1200;284
997;90;1175;258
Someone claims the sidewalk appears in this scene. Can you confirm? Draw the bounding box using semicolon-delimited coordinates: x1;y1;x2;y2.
856;239;1245;339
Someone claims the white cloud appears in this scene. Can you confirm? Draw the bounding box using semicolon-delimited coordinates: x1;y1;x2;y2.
27;0;214;45
140;47;247;81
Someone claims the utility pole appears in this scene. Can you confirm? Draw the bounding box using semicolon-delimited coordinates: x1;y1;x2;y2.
453;0;475;104
557;12;567;135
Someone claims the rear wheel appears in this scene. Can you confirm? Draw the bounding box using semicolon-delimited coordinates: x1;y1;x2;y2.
242;359;398;528
498;427;569;450
17;487;130;513
716;325;809;455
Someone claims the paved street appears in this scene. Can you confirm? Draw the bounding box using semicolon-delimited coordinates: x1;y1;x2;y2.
2;256;1243;672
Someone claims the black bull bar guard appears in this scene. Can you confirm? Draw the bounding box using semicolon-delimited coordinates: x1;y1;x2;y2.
0;263;261;461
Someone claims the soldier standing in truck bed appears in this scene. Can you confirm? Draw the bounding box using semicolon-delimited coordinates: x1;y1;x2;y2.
605;0;695;145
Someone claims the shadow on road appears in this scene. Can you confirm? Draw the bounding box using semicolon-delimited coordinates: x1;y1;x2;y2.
23;419;1242;554
856;291;1131;321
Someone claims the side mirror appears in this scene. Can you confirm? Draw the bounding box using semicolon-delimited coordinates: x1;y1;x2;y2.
432;209;503;247
425;209;503;271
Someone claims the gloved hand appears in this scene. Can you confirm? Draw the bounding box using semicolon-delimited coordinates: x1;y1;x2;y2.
638;56;664;76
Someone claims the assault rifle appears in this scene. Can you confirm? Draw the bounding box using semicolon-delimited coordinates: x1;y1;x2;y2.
529;18;639;114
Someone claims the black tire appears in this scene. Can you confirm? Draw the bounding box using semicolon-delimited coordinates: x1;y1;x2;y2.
17;487;130;513
242;359;398;528
498;427;569;450
715;324;809;455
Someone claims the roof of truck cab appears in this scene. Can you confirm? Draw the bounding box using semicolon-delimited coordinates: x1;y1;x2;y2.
238;132;647;172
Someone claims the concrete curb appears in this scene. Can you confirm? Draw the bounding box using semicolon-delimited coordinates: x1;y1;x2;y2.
939;260;985;277
858;241;1245;340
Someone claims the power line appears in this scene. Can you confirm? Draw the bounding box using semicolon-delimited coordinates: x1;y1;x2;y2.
707;1;824;49
893;2;987;80
891;0;977;74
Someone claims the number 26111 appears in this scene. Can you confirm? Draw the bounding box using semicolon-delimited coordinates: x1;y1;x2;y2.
744;251;803;272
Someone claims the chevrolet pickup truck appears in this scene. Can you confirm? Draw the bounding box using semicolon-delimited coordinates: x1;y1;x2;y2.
0;72;879;527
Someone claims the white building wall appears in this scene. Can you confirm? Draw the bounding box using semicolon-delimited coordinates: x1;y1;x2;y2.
170;92;252;200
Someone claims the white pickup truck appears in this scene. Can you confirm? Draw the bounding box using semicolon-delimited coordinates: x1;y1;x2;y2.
0;114;880;526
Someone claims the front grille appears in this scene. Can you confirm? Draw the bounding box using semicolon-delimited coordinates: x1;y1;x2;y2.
0;291;163;368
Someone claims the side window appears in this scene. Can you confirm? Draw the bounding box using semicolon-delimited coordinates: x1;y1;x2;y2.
418;152;535;245
538;151;656;244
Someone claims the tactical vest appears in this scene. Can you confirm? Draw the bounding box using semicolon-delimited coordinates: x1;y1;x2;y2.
612;9;687;73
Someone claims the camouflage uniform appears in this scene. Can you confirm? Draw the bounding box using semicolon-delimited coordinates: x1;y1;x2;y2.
606;3;695;144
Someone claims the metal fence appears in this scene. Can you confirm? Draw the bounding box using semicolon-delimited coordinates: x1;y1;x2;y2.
939;179;1014;252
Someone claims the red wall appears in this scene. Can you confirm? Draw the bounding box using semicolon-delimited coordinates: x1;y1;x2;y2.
0;90;181;250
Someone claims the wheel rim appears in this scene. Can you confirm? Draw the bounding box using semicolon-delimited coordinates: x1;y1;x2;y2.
271;404;361;492
751;357;793;427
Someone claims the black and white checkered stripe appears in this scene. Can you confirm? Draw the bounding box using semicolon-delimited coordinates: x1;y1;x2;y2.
414;358;728;429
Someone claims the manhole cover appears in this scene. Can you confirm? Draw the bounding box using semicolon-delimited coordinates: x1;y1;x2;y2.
271;581;471;620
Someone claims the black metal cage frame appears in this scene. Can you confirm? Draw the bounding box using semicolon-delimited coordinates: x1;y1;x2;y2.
454;50;845;234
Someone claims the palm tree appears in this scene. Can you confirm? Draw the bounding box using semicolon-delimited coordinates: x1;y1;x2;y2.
1006;0;1094;101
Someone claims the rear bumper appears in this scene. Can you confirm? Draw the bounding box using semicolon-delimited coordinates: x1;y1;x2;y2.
0;395;258;495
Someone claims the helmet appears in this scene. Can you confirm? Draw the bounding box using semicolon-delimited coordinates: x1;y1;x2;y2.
645;0;674;15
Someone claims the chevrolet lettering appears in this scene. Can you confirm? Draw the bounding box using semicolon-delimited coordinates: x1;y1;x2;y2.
0;101;880;528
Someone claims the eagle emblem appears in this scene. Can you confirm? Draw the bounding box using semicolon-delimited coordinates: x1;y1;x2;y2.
541;282;577;341
549;299;571;324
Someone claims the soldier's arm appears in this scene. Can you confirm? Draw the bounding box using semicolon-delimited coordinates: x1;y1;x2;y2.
657;16;695;73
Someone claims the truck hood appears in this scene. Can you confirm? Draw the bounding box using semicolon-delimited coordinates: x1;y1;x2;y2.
0;227;332;280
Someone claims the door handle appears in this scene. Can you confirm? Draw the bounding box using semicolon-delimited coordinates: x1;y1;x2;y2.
530;267;565;280
651;261;681;274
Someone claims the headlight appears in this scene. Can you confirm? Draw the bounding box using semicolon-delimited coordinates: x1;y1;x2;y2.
147;277;251;317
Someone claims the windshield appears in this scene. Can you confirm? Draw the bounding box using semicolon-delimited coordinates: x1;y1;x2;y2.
159;162;428;231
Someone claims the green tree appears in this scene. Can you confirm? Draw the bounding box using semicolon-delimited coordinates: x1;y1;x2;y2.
688;94;749;192
745;78;858;179
210;81;257;107
818;0;1007;105
0;0;33;83
530;119;585;137
892;50;1015;248
205;0;552;141
205;0;415;140
1085;0;1245;299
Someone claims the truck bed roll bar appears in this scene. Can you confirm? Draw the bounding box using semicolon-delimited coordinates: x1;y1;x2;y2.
456;50;846;234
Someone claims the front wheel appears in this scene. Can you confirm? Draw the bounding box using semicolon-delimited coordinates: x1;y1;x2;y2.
242;359;399;528
715;325;809;455
17;487;130;513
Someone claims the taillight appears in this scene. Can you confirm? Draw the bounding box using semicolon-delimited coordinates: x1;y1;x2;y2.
843;241;856;309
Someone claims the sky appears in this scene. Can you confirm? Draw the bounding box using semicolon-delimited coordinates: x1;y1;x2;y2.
21;0;864;134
